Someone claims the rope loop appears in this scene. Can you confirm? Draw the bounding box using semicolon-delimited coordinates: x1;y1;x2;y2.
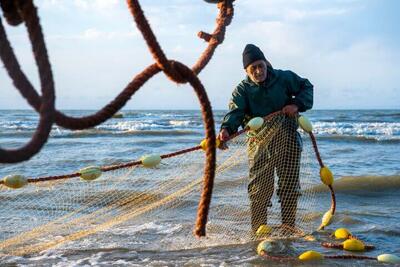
0;0;56;163
0;0;23;26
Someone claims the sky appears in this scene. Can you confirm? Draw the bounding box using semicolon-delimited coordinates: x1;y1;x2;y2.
1;0;399;110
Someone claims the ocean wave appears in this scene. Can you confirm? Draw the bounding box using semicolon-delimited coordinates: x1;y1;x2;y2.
169;120;192;127
0;117;201;132
360;111;400;118
2;113;399;142
0;121;37;131
313;121;400;136
360;227;400;237
98;120;200;131
314;135;400;143
0;130;197;139
309;175;400;194
303;121;400;142
55;129;200;137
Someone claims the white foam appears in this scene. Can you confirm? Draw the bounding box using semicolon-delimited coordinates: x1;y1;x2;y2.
313;121;400;139
106;221;183;235
169;120;192;127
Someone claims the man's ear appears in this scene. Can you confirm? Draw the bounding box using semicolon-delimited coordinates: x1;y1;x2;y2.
245;66;251;76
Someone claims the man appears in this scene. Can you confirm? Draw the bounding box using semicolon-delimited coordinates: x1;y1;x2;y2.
218;44;313;234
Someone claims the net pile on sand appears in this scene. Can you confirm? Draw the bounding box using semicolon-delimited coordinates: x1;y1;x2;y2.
0;114;328;256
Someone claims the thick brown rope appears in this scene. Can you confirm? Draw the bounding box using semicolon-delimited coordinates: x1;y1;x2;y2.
0;0;234;142
310;133;323;168
328;185;336;214
126;0;185;84
126;0;226;236
0;1;162;131
0;0;23;26
127;0;234;80
0;1;55;163
0;0;234;238
177;64;216;237
193;1;234;74
309;131;337;216
160;61;217;237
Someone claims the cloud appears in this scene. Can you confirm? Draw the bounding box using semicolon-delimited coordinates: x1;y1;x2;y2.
236;0;359;22
73;0;119;10
313;38;400;89
43;28;139;41
80;28;137;40
218;3;400;109
2;0;399;109
284;8;349;21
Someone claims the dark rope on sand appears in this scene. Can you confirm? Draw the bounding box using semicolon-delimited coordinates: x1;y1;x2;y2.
260;251;377;261
321;242;375;251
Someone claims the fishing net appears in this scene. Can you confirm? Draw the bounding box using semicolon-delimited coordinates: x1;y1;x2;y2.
0;114;327;256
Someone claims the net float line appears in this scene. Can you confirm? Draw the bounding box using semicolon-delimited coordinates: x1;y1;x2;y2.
260;250;377;262
321;242;375;251
0;111;284;186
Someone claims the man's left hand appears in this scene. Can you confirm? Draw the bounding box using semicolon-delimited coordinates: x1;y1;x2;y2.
282;104;298;117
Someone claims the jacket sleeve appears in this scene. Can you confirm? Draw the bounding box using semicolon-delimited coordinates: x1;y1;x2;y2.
286;71;314;112
220;84;248;135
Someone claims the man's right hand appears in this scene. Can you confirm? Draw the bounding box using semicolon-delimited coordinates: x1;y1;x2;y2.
218;129;230;150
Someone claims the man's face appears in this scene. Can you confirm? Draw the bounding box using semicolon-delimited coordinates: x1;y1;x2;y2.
246;60;267;84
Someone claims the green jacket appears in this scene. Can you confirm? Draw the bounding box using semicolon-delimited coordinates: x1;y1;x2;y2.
221;66;313;134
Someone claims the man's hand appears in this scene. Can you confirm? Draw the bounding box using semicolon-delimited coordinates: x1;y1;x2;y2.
218;128;230;141
282;104;299;117
217;129;230;150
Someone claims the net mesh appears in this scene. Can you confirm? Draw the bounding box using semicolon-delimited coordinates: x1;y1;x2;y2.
0;114;323;256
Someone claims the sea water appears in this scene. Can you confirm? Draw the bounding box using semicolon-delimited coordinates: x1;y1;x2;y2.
0;109;399;266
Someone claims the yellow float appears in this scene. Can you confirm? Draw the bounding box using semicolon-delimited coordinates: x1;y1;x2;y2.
320;166;334;186
141;154;162;168
200;138;220;151
299;250;324;261
298;115;313;133
256;224;272;237
79;166;102;181
342;239;365;251
247;117;264;131
3;174;28;189
334;228;351;239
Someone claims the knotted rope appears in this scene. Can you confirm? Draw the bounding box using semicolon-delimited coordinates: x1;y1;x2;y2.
0;0;235;237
